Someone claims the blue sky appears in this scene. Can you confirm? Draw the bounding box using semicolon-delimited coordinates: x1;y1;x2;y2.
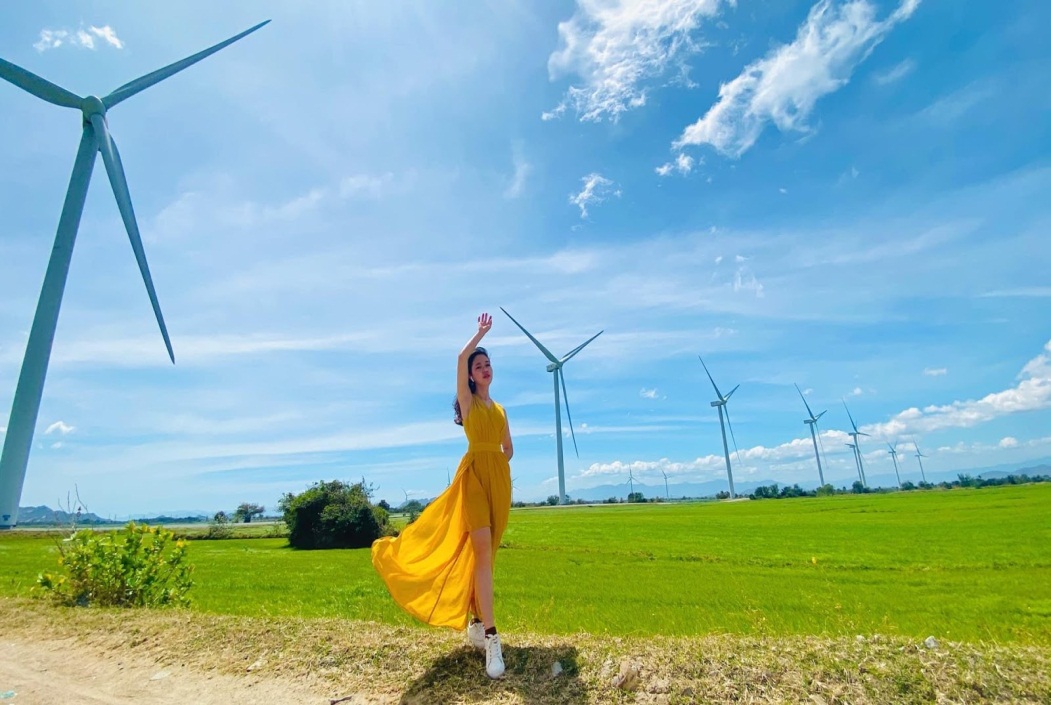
1;0;1049;516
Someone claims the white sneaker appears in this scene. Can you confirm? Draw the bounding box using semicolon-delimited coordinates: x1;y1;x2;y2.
466;620;485;650
485;633;505;679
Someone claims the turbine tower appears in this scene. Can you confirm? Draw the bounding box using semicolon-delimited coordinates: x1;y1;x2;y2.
914;443;928;483
843;402;869;487
0;22;269;529
845;442;861;485
501;308;602;505
887;442;902;487
699;356;741;499
661;469;669;499
794;384;826;486
628;469;636;499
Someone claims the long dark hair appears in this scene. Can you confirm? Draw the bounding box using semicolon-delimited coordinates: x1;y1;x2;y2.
453;347;489;426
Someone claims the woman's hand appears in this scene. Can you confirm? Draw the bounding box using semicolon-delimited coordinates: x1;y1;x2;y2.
477;312;493;336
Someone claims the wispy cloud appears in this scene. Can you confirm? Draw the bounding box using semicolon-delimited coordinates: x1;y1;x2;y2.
978;287;1051;299
569;172;619;218
504;143;532;199
872;57;915;85
865;340;1051;437
999;436;1019;448
656;153;697;177
34;25;124;52
545;0;731;122
917;82;994;126
675;0;920;158
923;367;947;377
45;421;75;435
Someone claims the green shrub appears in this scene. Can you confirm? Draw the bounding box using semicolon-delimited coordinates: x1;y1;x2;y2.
205;510;233;539
280;480;388;549
36;522;193;607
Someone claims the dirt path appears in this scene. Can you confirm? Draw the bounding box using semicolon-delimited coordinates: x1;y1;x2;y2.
0;638;359;705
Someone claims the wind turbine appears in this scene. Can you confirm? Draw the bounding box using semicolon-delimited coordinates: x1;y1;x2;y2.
0;21;270;529
699;356;741;499
661;469;669;499
914;442;928;483
845;442;861;485
887;443;902;487
501;308;602;505
794;384;826;486
842;402;869;487
628;469;636;499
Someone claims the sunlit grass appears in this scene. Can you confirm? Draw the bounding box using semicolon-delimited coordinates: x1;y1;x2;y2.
3;484;1048;643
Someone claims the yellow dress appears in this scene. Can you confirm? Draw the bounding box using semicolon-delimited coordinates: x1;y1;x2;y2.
371;395;512;630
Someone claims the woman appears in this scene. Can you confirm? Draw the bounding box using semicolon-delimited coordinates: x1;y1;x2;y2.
371;312;513;679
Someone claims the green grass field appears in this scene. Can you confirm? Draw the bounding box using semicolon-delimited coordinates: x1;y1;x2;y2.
3;484;1049;644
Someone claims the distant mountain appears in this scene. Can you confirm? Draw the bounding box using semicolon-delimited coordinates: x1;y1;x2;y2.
16;505;116;526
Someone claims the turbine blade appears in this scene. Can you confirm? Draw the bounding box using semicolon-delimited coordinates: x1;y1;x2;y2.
90;115;175;363
724;384;740;401
698;356;723;398
815;410;827;421
561;329;603;363
724;406;742;466
500;307;558;363
842;401;859;433
103;20;270;109
795;383;816;419
0;57;82;109
559;369;580;458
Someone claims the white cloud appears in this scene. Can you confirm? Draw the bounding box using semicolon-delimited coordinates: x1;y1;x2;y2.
873;57;915;85
732;268;764;297
850;387;863;396
338;173;395;200
546;0;731;122
569;172;619;218
923;367;947;377
779;187;788;194
504;143;532;199
979;287;1051;298
34;25;124;52
864;340;1051;438
640;388;660;399
999;437;1019;448
45;421;75;436
656;152;696;177
675;0;920;157
89;25;124;49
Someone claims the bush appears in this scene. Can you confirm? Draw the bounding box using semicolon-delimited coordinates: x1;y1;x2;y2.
205;510;233;539
816;484;835;496
37;522;193;607
280;480;388;550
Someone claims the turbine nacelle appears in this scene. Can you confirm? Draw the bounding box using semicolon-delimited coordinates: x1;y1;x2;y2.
81;95;106;120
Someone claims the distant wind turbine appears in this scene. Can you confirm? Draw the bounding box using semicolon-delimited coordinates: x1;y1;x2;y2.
794;384;827;486
887;443;902;487
699;356;741;499
501;308;602;505
0;21;270;529
914;443;928;483
842;402;869;487
628;469;636;499
661;469;669;499
846;442;860;484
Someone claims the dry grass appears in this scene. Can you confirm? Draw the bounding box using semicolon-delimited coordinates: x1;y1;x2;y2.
3;597;1048;704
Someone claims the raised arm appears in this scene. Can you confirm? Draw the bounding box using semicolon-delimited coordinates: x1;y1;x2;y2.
457;313;492;420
